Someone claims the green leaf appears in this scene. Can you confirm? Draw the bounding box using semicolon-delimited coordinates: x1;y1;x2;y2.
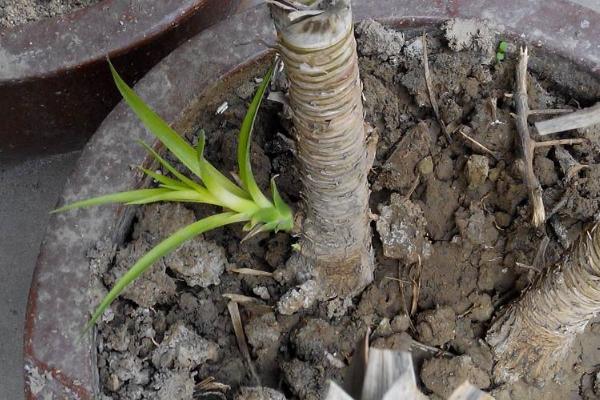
126;189;220;206
241;222;275;242
248;207;280;228
201;159;253;199
237;64;275;208
271;177;291;215
52;189;171;213
139;167;188;190
198;160;259;214
498;41;508;53
271;178;293;232
84;212;248;332
138;141;205;193
109;61;201;178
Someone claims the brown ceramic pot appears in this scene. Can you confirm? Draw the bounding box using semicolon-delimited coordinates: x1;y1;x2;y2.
24;1;600;398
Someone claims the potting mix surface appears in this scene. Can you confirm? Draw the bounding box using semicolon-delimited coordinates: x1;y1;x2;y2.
91;20;600;399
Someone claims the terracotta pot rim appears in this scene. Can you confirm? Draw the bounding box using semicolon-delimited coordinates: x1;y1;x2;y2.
0;0;220;81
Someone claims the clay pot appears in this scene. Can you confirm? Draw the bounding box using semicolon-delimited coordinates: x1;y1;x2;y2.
0;0;242;160
24;1;600;399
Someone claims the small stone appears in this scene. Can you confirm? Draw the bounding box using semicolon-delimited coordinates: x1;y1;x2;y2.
403;36;423;59
466;155;489;188
373;317;394;338
106;374;121;392
164;236;229;288
417;156;434;175
277;280;319;315
416;306;456;346
391;315;411;332
252;286;271;300
326;297;353;319
376;193;432;264
152;322;219;369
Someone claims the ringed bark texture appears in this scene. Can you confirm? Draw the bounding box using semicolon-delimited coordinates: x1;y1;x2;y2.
487;223;600;384
271;1;374;297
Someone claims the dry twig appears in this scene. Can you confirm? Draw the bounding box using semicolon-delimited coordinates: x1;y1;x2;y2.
402;174;420;202
528;108;574;116
515;262;542;273
222;293;262;304
409;338;454;357
196;377;231;393
395;261;416;332
410;256;422;316
535;102;600;135
458;125;498;159
228;268;274;277
512;47;589;228
514;47;545;227
422;33;451;142
226;301;262;387
554;145;589;181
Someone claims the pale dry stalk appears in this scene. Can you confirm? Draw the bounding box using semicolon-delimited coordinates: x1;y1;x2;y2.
270;1;374;297
514;47;587;228
487;224;600;384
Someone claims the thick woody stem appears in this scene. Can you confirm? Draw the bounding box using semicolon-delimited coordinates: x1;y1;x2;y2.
487;224;600;384
271;1;374;297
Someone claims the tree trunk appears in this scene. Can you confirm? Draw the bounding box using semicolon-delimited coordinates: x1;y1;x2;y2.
487;223;600;385
270;1;375;297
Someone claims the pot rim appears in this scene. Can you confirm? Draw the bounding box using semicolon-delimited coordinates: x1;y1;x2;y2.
23;1;600;398
0;0;230;81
